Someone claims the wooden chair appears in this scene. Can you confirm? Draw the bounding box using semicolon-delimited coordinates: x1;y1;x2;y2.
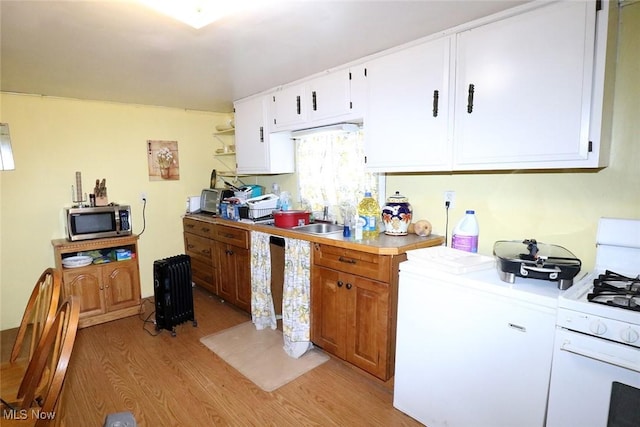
1;297;80;426
1;269;62;404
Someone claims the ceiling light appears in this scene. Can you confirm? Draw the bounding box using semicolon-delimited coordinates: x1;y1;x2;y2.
137;0;262;29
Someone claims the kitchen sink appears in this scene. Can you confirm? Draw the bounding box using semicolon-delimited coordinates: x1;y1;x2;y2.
293;223;344;235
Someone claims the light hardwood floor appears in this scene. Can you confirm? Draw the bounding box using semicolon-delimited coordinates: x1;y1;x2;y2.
1;286;422;426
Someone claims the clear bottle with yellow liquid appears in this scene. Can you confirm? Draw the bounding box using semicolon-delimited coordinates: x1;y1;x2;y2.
357;191;381;239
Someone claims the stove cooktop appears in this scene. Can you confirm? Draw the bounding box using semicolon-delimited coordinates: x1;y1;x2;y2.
588;270;640;312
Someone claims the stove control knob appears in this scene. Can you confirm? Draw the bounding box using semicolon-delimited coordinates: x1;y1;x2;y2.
589;320;607;335
620;327;639;344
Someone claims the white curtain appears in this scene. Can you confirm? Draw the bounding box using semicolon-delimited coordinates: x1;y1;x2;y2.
296;130;378;223
250;231;276;330
249;232;313;358
282;237;312;358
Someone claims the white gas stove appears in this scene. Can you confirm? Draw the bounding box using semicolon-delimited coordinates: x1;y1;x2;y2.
547;217;640;427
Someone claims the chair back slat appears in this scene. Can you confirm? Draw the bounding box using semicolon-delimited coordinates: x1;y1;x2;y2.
11;269;62;364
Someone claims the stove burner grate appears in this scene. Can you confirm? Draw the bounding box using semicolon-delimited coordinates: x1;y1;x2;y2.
587;270;640;311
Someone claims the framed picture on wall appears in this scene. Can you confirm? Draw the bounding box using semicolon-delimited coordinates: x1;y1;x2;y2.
148;140;179;181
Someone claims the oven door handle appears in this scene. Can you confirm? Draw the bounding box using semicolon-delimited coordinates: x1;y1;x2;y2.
560;340;640;373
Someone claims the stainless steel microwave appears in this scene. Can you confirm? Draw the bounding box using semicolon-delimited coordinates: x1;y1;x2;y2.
65;205;132;241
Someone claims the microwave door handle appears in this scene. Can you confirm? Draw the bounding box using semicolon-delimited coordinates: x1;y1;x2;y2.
115;212;121;231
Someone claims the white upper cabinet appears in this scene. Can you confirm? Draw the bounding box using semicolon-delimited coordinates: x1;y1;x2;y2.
365;36;452;172
271;67;364;132
271;84;307;131
308;69;352;122
453;1;600;170
234;1;615;174
234;95;295;175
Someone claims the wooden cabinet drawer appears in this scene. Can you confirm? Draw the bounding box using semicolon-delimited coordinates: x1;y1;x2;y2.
184;233;213;264
312;243;392;282
213;225;249;249
183;217;215;239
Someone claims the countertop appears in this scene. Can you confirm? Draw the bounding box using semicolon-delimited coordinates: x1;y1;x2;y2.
184;213;444;256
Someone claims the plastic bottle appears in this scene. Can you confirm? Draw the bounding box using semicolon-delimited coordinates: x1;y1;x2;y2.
358;191;381;239
451;210;479;253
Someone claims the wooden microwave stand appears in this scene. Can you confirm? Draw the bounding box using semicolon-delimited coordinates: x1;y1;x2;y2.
52;235;142;328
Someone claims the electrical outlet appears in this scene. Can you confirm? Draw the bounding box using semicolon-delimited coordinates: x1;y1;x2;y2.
443;191;455;208
140;192;147;203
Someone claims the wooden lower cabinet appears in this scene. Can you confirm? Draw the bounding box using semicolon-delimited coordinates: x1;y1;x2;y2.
215;240;251;313
183;217;251;313
312;266;390;378
52;235;142;328
184;231;217;294
311;243;403;380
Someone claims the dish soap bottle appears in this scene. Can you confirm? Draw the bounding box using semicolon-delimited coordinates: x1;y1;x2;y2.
452;210;479;253
358;191;381;239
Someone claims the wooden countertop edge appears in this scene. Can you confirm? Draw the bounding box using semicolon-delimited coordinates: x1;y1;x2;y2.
184;214;444;256
51;234;140;248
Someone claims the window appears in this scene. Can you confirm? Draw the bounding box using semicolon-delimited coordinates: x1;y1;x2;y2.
295;130;379;222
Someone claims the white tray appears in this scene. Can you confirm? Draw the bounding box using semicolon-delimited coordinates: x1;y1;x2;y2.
406;246;495;274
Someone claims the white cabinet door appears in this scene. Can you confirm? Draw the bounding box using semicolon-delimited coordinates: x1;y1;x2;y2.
365;36;452;172
235;96;269;174
308;69;352;122
235;96;295;174
271;84;307;131
453;1;597;170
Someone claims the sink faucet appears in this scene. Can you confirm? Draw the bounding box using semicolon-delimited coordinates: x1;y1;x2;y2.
323;205;329;221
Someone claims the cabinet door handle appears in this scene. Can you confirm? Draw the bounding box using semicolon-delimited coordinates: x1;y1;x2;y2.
296;95;301;115
187;244;195;250
186;224;194;229
201;227;210;233
432;90;439;117
338;256;356;264
345;283;352;290
201;249;211;256
226;249;234;255
337;280;344;288
223;233;235;239
259;126;264;143
467;84;475;114
312;91;317;111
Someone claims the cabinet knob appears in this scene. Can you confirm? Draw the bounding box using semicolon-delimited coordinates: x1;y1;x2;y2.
345;283;353;290
201;227;210;233
337;280;344;288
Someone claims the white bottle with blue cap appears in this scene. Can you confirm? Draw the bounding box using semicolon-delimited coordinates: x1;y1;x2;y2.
451;210;479;253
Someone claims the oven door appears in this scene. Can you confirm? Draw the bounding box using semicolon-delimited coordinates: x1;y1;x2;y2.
546;328;640;427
